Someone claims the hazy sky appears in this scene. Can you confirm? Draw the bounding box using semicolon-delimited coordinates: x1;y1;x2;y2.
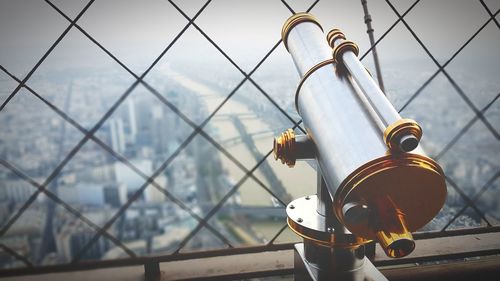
0;0;499;77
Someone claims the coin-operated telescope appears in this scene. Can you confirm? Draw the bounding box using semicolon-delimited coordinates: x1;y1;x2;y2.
274;13;447;281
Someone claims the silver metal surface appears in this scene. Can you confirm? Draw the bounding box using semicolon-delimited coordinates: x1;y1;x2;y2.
331;36;421;153
316;173;333;217
294;243;371;281
287;195;334;243
286;21;388;196
364;257;389;281
341;50;400;127
295;134;316;160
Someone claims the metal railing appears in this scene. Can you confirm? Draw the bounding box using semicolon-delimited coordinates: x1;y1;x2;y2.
0;0;498;271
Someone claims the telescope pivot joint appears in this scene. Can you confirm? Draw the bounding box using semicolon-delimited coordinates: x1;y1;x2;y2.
274;129;315;167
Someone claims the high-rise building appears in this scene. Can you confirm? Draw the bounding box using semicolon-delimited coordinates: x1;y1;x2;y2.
109;118;126;154
57;182;128;208
113;159;152;193
152;104;172;155
0;179;33;203
126;97;137;144
56;220;109;262
103;183;127;208
58;183;104;206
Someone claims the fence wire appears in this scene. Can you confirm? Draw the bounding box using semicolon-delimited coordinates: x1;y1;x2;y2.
0;0;498;269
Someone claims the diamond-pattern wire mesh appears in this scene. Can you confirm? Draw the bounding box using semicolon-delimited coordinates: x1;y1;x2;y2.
0;0;498;269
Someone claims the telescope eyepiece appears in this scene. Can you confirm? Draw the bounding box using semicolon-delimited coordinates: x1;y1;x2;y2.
371;196;415;258
383;237;416;258
399;134;419;152
384;119;423;153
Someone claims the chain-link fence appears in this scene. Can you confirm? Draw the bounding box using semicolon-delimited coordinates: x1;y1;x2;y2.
0;0;498;270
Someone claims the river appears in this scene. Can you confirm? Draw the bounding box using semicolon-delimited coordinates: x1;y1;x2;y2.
166;68;317;204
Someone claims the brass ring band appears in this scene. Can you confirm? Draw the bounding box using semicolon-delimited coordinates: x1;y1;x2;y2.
287;218;366;248
287;217;335;247
274;129;296;167
295;59;336;112
332;40;359;64
383;119;423;152
326;28;346;47
282;13;323;51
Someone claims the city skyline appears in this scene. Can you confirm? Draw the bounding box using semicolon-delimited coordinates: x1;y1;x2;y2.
1;60;498;267
1;0;499;271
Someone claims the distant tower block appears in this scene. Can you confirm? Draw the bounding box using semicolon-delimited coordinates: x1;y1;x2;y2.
110;118;126;154
126;97;138;142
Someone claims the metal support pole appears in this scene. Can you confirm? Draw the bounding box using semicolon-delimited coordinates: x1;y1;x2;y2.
316;171;333;217
361;0;386;92
293;173;386;281
144;261;161;281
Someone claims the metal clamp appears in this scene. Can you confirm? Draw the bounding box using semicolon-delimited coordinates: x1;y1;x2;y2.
327;29;360;64
332;40;360;64
326;28;346;47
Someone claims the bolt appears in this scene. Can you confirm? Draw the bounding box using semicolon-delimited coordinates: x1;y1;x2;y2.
297;218;303;223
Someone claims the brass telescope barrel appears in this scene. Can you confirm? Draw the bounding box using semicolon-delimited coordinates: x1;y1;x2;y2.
278;13;447;258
